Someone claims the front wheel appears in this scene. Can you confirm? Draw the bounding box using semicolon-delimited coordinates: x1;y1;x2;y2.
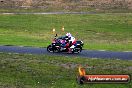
47;45;53;52
74;47;82;53
79;47;82;52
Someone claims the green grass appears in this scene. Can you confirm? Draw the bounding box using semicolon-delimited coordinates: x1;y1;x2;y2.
0;13;132;51
0;53;131;88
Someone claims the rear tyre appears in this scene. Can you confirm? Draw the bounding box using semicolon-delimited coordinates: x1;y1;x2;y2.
47;45;53;52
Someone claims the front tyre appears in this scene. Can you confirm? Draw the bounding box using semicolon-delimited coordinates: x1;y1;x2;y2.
74;47;82;53
78;47;82;53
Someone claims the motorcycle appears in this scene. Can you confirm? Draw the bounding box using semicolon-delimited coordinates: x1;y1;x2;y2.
47;35;84;53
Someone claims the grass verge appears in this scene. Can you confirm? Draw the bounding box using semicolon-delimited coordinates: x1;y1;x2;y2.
0;53;132;88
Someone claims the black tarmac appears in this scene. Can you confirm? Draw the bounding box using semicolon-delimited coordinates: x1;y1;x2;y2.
0;46;131;60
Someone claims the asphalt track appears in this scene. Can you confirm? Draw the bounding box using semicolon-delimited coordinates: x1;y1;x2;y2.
0;46;132;60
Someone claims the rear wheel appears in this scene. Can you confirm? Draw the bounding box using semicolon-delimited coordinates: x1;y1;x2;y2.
47;45;53;52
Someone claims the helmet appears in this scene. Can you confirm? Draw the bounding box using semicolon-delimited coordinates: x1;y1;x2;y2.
66;33;72;38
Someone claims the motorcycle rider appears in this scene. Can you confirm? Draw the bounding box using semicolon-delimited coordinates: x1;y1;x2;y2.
56;33;76;52
65;33;76;52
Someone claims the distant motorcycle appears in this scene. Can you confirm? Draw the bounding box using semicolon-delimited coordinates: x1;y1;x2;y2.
47;35;84;53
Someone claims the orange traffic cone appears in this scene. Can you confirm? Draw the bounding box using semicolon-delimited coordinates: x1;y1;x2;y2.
61;26;64;32
52;28;55;34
